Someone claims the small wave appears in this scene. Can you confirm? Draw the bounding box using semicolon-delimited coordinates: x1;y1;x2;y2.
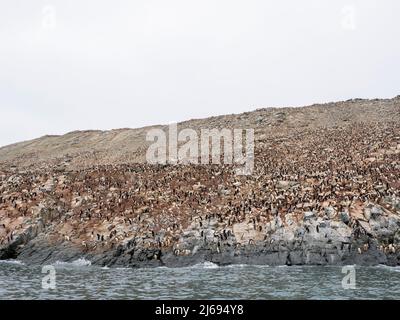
377;264;400;272
226;264;251;268
54;258;92;267
99;266;129;270
0;259;25;266
193;261;219;269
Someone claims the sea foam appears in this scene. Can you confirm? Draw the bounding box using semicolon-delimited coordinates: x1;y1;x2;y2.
54;258;92;267
193;261;219;269
0;259;25;266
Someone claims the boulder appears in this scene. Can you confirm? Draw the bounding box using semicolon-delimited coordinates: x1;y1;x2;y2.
364;208;371;221
371;206;383;219
340;211;350;224
277;180;290;189
324;206;336;219
394;230;400;245
304;211;316;221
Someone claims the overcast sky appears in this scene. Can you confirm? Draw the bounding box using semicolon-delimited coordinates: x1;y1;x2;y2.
1;0;399;147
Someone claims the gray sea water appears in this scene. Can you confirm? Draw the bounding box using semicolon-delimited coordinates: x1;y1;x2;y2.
0;259;399;300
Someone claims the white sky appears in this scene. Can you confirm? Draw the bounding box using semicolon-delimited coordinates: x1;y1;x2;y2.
1;0;399;147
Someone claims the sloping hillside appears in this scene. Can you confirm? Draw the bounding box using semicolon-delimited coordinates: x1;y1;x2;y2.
0;96;399;267
1;96;399;169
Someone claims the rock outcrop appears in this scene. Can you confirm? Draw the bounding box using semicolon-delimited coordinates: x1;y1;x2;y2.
0;97;399;267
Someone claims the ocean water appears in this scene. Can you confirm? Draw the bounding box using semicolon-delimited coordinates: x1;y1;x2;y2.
0;260;399;300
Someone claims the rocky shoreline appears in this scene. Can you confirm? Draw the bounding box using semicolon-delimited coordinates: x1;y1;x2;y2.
1;200;399;268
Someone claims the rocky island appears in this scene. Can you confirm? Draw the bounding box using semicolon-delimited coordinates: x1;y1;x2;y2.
1;97;400;267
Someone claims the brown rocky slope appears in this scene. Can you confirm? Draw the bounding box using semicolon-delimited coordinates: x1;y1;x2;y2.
0;96;399;267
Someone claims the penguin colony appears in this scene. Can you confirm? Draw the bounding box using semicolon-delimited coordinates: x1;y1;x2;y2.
0;99;400;261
